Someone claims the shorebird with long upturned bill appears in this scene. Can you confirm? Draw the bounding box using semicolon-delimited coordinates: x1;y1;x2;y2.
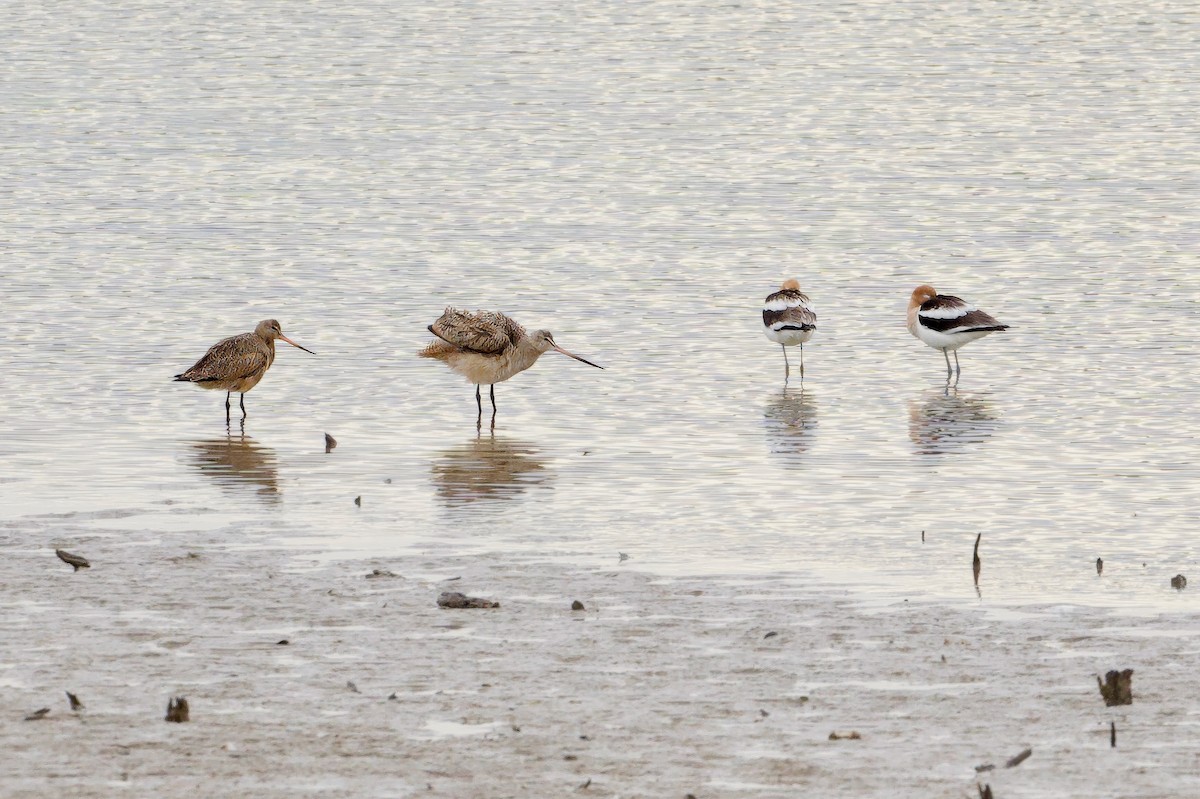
174;319;314;423
419;307;603;428
907;285;1008;378
762;279;816;380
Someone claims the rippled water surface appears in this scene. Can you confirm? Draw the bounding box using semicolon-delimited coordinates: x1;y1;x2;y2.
3;0;1197;609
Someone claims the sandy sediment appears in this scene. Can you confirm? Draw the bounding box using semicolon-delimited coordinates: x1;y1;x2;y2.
2;536;1197;798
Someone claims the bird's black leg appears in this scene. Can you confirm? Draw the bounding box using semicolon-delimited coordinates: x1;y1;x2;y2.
475;385;483;429
225;392;231;425
240;393;247;419
489;384;497;429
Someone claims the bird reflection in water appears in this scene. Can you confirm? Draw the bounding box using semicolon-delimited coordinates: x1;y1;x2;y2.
763;387;817;464
908;386;1000;455
187;433;281;501
431;435;549;506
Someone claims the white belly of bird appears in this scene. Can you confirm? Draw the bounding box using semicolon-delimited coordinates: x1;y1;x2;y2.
912;323;994;352
764;326;815;347
446;348;536;385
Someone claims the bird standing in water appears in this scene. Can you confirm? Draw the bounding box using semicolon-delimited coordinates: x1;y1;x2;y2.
762;279;817;380
174;319;314;424
419;307;603;428
907;285;1008;379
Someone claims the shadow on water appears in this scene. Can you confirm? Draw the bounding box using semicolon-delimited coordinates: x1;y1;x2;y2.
186;433;280;502
431;434;549;506
908;385;1001;455
763;386;817;465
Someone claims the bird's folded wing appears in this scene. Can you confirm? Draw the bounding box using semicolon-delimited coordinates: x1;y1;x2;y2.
918;295;1006;333
182;334;269;381
762;290;817;330
429;308;518;354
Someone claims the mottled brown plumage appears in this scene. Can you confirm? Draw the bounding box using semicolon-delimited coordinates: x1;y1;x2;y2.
175;319;313;423
419;307;602;428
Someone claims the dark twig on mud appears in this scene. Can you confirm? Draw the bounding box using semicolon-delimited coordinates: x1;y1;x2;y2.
972;534;982;586
1111;721;1116;747
1004;747;1032;768
56;549;90;571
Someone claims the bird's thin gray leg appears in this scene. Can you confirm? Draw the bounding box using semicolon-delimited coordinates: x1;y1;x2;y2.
781;345;790;381
943;348;953;377
799;343;805;379
489;385;497;429
953;350;961;376
475;385;483;429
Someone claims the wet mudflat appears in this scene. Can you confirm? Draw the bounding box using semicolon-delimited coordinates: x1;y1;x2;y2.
2;535;1197;798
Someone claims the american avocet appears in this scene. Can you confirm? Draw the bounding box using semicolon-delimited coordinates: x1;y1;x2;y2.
907;285;1008;377
762;279;816;380
174;320;314;424
419;307;603;428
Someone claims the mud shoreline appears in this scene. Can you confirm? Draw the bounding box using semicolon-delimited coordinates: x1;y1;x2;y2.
3;535;1197;798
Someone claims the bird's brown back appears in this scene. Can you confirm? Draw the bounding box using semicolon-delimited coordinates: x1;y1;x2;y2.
426;308;525;355
177;332;273;383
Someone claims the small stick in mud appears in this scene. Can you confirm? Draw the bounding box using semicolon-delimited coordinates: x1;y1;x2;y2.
56;549;90;571
1004;747;1032;768
437;591;499;609
1097;670;1133;706
24;708;50;721
972;534;982;586
1096;557;1103;575
1110;721;1116;747
65;692;83;711
828;731;861;740
165;697;190;723
324;433;337;453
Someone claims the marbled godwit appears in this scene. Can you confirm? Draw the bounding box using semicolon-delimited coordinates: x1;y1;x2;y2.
419;307;603;427
762;279;816;380
174;319;314;423
907;285;1008;378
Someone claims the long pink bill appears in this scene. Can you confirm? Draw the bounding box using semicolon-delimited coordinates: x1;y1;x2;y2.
280;334;316;355
553;344;603;369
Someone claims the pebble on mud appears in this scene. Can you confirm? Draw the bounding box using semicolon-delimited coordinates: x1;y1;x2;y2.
366;569;399;579
828;731;861;740
1171;574;1187;590
66;692;83;711
1097;669;1134;706
324;433;337;453
571;600;585;611
165;697;189;723
438;591;500;609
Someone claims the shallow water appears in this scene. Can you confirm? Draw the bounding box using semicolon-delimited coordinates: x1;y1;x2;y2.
2;0;1197;610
